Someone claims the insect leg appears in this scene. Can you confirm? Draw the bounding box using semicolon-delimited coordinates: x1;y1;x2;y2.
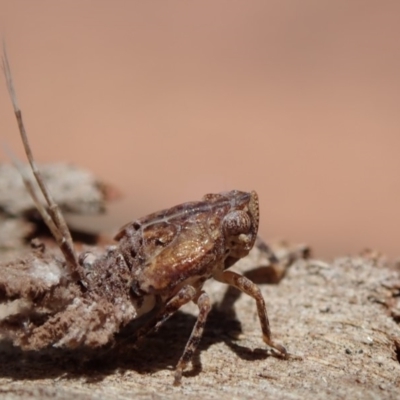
133;285;197;343
2;45;81;281
173;290;211;386
255;236;279;264
214;270;287;357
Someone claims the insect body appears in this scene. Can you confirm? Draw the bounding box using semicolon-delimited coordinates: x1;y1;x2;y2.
0;48;287;385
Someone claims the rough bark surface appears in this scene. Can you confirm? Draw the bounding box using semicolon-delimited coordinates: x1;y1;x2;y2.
0;163;111;217
0;166;399;399
0;162;113;256
0;245;399;400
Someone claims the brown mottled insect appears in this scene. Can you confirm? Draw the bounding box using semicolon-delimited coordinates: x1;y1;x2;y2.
0;48;287;385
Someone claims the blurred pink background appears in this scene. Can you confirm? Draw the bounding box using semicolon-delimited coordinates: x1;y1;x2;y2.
1;1;399;259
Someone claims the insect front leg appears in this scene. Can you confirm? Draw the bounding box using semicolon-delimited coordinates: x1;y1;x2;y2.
214;270;287;357
174;290;211;386
133;285;197;343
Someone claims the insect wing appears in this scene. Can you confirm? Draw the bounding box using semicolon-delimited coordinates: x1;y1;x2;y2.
136;203;222;294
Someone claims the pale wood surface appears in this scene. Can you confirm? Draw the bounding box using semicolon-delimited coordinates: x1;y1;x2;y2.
0;245;399;399
0;165;399;399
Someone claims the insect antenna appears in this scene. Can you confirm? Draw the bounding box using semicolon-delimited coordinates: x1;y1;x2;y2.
2;44;82;281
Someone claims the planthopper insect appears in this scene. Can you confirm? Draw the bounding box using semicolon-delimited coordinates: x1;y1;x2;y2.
0;47;289;385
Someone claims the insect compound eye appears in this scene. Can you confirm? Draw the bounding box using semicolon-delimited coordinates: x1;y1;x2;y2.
223;210;251;237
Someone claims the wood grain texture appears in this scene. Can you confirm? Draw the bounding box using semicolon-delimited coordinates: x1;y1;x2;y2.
0;242;399;399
